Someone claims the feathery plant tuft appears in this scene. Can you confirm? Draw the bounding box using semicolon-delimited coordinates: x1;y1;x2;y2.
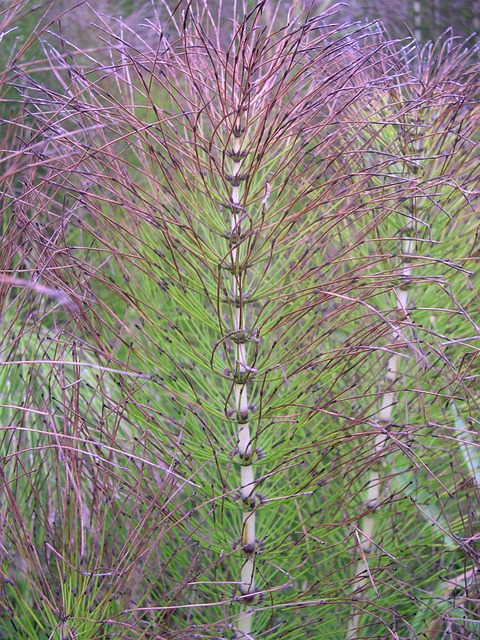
1;1;479;639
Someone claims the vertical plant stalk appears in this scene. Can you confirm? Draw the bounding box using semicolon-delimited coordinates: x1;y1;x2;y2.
228;124;257;638
413;0;423;41
347;220;415;638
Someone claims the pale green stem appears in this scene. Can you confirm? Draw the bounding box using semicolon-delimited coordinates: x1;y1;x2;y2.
453;404;480;486
347;239;413;639
229;132;257;638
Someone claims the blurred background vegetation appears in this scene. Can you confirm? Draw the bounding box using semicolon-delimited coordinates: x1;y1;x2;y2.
4;0;480;58
2;0;478;125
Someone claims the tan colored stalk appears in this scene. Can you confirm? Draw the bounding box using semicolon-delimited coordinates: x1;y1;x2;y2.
228;126;257;639
413;1;423;41
347;230;414;639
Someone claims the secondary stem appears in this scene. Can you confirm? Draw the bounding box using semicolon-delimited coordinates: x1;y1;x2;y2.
347;228;414;639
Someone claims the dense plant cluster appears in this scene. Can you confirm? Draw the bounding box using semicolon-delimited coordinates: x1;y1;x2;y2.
0;1;479;639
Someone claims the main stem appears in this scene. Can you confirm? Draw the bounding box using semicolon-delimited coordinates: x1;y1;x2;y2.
228;125;258;638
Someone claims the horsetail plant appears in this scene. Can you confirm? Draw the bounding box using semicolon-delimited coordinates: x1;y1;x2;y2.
343;37;480;638
42;11;418;637
346;111;418;639
225;57;260;635
2;1;479;639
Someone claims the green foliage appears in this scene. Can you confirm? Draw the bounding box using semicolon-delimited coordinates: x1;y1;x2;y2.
1;2;479;639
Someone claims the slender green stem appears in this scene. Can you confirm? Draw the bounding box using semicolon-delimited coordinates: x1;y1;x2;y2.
347;228;415;638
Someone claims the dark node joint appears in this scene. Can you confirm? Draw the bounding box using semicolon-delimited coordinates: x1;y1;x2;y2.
219;262;246;275
239;584;257;603
232;447;263;464
239;408;249;421
237;411;249;425
233;364;257;384
242;494;257;510
228;202;246;213
237;588;263;605
222;293;253;307
226;173;250;186
233;372;250;385
229;232;250;246
232;447;254;463
239;450;253;465
242;538;265;555
226;149;249;161
231;329;250;344
240;592;256;604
